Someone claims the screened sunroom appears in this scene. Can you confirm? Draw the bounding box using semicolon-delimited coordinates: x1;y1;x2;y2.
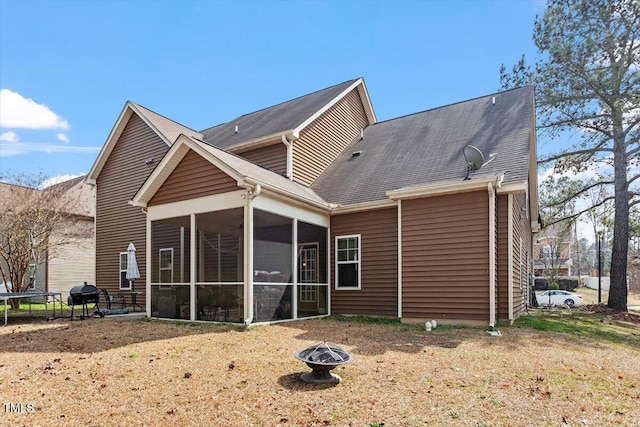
147;204;328;324
134;135;331;325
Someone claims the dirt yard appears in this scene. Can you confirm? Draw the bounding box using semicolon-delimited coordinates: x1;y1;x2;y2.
0;314;638;426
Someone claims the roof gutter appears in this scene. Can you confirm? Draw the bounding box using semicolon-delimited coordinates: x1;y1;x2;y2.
386;174;504;200
228;130;297;154
243;177;330;212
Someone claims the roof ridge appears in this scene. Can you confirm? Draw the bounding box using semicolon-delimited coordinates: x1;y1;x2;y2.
132;102;199;133
372;85;533;126
198;78;361;133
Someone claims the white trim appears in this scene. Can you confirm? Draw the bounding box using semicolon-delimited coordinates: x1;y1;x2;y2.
497;181;527;194
87;102;177;184
387;175;504;200
397;200;402;319
244;197;254;324
227;130;296;154
146;218;152;316
331;199;398;215
282;134;294;180
508;194;514;322
488;183;496;327
119;252;132;290
334;234;361;290
326;227;331;315
190;214;197;321
159;248;174;284
292;219;298;318
147;191;246;221
243;177;330;212
131;135;246;207
356;79;377;124
252;195;329;228
292;78;373;138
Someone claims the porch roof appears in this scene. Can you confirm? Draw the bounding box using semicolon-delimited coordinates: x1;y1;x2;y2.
131;134;329;210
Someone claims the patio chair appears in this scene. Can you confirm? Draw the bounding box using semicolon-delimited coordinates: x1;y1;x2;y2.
101;288;126;310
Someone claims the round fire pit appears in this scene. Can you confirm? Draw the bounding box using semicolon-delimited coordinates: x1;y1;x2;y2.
294;342;352;384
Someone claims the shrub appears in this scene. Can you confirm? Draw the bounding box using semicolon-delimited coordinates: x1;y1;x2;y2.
534;277;579;291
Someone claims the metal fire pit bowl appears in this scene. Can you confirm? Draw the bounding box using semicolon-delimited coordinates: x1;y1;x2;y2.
294;342;352;384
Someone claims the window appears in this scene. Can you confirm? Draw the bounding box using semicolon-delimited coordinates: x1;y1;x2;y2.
119;252;131;290
540;245;557;259
335;235;360;289
159;248;173;284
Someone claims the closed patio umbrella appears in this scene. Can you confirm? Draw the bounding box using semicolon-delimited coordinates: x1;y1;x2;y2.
126;242;140;290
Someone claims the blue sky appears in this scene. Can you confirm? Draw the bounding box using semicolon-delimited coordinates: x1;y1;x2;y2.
0;0;544;183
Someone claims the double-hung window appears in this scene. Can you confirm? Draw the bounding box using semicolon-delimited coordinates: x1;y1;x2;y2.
335;235;360;289
119;252;131;290
159;248;173;284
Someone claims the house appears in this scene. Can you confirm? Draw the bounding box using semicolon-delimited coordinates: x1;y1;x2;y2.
0;176;95;297
533;235;573;278
87;78;538;326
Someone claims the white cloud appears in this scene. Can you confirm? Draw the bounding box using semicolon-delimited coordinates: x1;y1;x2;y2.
0;141;100;157
0;131;19;143
0;89;69;130
56;133;70;143
40;174;84;189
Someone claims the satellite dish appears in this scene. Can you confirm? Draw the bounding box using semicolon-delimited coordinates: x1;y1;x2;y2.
463;145;497;180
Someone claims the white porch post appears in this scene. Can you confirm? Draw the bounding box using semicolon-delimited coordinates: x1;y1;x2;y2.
292;218;298;319
146;218;152;317
243;196;254;324
326;226;331;316
190;214;197;321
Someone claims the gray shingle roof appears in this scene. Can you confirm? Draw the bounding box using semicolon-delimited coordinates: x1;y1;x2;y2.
134;103;203;143
311;86;534;205
199;78;361;149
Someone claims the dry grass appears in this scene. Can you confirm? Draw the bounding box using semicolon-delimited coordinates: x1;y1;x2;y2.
1;314;639;427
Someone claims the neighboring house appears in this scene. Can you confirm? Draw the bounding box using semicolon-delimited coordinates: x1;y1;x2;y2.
45;176;96;297
0;177;95;296
533;234;573;278
87;78;538;326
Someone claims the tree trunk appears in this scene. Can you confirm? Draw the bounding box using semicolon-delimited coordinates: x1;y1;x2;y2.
608;141;629;311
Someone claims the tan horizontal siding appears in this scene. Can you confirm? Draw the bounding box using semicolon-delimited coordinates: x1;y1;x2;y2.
149;150;239;205
330;207;398;317
512;192;529;317
293;88;369;186
96;114;170;302
401;191;490;321
497;194;509;320
47;220;95;296
237;144;287;176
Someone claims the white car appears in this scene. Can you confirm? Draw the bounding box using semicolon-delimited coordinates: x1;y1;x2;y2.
536;290;585;307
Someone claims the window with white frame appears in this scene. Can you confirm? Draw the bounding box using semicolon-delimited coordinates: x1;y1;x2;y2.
159;248;173;284
335;235;360;289
119;252;131;290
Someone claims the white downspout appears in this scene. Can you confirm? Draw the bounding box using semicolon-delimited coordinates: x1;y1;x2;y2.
282;135;294;180
488;183;497;328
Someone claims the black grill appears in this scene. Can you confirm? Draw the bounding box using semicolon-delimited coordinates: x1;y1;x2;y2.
67;283;101;320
